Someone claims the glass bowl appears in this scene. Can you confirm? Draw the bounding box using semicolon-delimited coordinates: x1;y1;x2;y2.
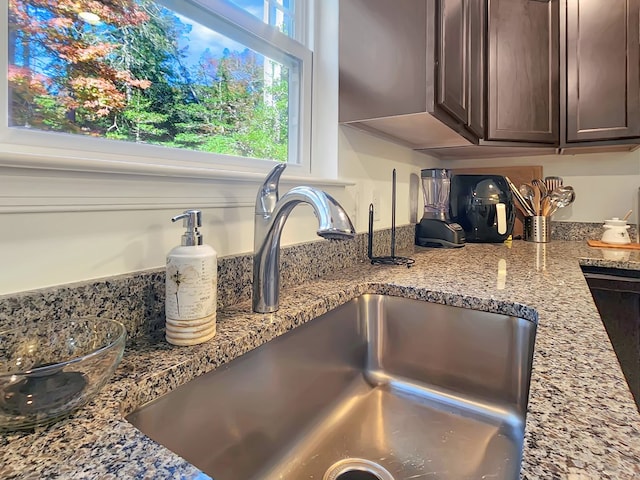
0;316;126;431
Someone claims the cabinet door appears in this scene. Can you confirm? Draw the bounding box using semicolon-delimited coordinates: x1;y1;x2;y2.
339;0;427;123
437;0;485;136
566;0;640;142
467;0;485;137
487;0;559;143
437;0;469;124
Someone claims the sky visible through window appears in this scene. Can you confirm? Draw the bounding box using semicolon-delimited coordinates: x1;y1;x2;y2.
174;13;245;66
179;0;261;63
233;0;266;20
178;0;294;64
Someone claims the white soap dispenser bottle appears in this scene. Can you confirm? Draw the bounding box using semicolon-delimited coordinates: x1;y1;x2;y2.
165;210;217;346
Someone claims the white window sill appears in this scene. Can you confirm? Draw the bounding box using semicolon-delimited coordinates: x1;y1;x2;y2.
0;148;353;214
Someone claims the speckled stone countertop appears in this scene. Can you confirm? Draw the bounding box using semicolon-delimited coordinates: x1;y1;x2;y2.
2;240;640;479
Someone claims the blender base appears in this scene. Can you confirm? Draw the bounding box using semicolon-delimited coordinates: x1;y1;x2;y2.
415;219;465;248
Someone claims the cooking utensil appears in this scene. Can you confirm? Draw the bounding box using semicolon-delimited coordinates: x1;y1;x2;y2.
547;186;575;216
522;182;541;215
560;185;576;205
544;176;563;191
532;178;547;198
623;209;633;221
518;183;537;216
532;184;542;215
540;195;552;216
505;176;536;217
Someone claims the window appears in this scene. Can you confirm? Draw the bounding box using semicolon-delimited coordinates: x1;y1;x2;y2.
232;0;302;40
3;0;312;172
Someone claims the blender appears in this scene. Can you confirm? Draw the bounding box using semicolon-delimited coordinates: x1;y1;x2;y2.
415;168;465;248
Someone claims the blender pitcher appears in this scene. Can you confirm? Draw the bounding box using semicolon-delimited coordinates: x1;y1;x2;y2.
415;169;465;248
421;168;452;221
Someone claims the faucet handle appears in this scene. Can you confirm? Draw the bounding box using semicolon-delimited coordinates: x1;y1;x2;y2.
256;163;287;215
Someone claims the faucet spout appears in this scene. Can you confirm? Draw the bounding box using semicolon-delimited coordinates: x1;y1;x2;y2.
253;164;355;313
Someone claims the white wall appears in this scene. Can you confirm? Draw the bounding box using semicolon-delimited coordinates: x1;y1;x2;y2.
442;151;640;224
0;0;443;296
0;132;435;295
339;126;442;230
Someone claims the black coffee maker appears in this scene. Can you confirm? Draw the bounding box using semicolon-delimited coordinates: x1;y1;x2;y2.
415;169;465;248
450;174;515;243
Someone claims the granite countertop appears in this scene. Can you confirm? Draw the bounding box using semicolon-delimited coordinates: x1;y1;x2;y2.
2;240;640;479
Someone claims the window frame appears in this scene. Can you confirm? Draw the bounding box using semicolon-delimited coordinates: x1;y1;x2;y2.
0;0;314;177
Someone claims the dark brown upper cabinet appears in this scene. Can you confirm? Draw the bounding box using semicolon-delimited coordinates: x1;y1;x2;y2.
437;0;485;138
486;0;559;144
564;0;640;143
338;0;479;150
453;0;640;149
339;0;640;156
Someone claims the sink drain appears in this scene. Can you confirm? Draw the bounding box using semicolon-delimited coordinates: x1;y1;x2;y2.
323;458;395;480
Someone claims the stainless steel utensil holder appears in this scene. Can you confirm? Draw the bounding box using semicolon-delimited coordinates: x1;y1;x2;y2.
524;216;550;243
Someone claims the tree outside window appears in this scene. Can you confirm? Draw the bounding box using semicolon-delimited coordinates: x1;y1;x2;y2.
7;0;295;163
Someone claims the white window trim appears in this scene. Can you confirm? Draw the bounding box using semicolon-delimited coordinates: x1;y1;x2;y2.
0;0;330;183
166;0;313;172
0;160;352;215
0;0;348;216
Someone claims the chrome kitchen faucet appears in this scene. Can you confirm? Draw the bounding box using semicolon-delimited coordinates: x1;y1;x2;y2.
253;164;355;313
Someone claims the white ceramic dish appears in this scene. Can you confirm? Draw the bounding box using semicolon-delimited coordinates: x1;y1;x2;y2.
601;218;631;244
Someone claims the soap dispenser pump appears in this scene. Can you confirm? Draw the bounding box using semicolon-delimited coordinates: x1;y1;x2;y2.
165;209;217;346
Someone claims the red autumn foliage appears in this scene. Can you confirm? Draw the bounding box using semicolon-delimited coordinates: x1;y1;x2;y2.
8;0;152;122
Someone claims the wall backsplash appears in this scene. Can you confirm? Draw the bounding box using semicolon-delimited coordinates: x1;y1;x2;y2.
0;226;415;341
552;221;637;242
0;221;611;340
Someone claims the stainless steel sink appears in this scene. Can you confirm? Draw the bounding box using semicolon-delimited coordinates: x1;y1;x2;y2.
127;294;537;480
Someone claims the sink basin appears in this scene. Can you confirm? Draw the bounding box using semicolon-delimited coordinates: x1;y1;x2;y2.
127;294;536;480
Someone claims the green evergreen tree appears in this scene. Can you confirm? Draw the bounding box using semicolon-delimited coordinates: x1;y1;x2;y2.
102;0;187;143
